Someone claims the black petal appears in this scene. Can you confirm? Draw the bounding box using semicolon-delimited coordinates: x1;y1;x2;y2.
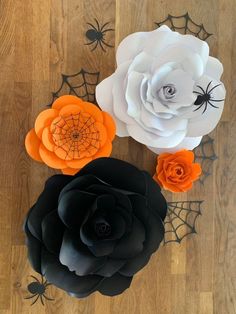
77;158;146;194
59;230;107;276
142;171;167;221
87;184;132;212
97;273;133;296
58;190;96;232
59;175;108;202
41;210;65;254
94;259;126;277
45;174;74;191
110;216;145;259
87;241;115;257
27;184;66;241
41;247;103;298
118;195;164;276
23;211;42;274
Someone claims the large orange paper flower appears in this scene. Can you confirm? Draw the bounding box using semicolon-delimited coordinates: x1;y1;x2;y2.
153;150;201;193
25;95;116;175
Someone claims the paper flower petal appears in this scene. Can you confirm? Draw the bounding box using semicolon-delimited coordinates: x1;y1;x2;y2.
25;129;42;162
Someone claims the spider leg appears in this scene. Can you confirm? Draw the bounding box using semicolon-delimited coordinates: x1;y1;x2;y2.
101;28;114;33
196;85;206;94
209;98;225;102
25;294;37;300
31;295;40;306
100;22;110;31
193;105;202;112
44;283;52;288
193;91;203;95
40;295;44;306
101;38;114;48
206;80;212;93
208;83;222;94
43;294;55;301
85;39;97;46
94;18;101;32
202;101;208;114
86;22;97;31
30;275;40;283
208;101;219;109
91;40;99;52
98;40;106;52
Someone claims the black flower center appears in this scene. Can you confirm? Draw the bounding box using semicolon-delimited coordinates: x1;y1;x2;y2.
94;221;111;237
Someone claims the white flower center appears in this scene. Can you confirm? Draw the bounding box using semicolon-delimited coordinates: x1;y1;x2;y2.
162;84;176;99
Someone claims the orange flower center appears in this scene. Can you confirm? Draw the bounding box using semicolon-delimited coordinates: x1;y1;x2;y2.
175;166;184;176
50;112;100;160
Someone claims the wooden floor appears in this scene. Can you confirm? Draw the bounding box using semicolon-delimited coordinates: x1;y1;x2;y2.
0;0;236;313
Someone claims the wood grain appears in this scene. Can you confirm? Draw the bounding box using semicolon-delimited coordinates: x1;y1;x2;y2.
0;0;235;313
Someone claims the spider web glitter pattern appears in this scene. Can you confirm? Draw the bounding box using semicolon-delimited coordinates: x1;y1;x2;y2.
155;13;212;40
48;69;100;107
163;201;203;245
50;112;100;160
193;135;217;185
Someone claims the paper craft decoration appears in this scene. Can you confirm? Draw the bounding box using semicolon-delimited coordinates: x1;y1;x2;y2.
96;25;226;154
23;157;167;298
153;150;201;192
25;95;116;175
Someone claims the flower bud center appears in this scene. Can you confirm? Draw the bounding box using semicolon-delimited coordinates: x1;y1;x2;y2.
162;84;176;99
94;221;111;237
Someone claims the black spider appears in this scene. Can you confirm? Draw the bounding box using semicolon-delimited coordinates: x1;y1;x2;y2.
193;81;225;114
85;19;114;52
25;275;54;306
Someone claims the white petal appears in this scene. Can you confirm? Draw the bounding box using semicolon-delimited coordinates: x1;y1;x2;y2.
150;63;174;94
205;56;224;80
140;106;187;132
127;52;154;74
96;75;114;115
116;32;148;65
127;123;186;148
148;136;202;154
125;71;144;118
181;53;204;79
116;25;171;65
96;72;129;137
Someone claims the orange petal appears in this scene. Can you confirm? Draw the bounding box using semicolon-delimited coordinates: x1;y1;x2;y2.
82;102;103;123
102;112;116;141
59;104;84;117
35;109;59;138
61;167;80;175
42;127;55;152
93;140;112;158
54;146;73;161
175;150;194;163
162;180;182;193
66;157;92;169
52;95;83;110
39;144;67;169
94;122;107;147
192;163;202;177
25;129;42;162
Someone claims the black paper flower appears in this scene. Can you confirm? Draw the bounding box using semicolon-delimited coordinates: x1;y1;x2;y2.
24;158;167;298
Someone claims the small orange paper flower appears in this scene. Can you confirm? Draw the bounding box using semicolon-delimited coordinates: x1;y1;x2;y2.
25;95;116;175
153;150;201;193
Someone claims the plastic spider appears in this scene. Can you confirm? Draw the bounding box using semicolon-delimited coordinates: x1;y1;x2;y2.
25;275;54;306
85;18;114;52
193;81;225;114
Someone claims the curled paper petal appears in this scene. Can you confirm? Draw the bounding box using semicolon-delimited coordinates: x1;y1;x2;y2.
96;25;225;153
25;95;116;173
23;157;167;297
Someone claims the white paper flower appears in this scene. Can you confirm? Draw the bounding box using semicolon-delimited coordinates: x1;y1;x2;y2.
96;26;226;153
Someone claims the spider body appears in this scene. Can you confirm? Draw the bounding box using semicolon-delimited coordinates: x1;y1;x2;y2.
25;275;54;306
85;19;114;52
193;81;224;114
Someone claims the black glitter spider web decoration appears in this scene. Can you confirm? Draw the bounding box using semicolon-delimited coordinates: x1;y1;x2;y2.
194;135;217;185
48;68;100;107
155;12;212;41
50;113;101;160
163;201;203;245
